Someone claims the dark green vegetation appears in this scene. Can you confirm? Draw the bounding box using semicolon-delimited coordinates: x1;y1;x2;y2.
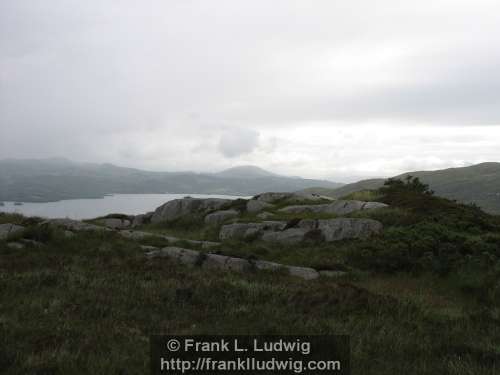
0;158;341;202
302;162;500;214
2;178;500;374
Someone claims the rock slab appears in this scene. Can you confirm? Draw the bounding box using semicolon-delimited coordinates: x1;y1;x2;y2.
151;198;232;223
0;223;25;240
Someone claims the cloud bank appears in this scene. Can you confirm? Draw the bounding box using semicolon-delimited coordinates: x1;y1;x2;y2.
1;0;499;181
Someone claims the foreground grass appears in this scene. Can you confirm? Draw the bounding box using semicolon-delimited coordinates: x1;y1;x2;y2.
1;230;500;374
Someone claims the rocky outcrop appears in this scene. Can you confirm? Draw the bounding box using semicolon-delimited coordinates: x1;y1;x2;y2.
219;221;286;241
220;218;382;244
0;223;25;240
253;192;325;204
40;218;111;232
151;197;232;223
278;200;388;215
204;210;239;225
316;218;383;241
96;218;131;229
145;246;319;280
131;212;153;227
246;200;274;213
261;228;310;244
118;230;220;249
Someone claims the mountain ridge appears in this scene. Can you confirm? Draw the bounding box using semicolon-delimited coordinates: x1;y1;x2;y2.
0;158;342;202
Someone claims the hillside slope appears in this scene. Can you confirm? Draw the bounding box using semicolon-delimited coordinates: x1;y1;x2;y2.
301;163;500;214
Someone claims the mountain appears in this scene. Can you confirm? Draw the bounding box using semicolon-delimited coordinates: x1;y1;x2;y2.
300;162;500;214
214;165;278;179
0;159;343;202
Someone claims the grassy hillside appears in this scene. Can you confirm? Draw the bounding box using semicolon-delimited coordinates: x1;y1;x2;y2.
1;182;500;374
301;162;500;214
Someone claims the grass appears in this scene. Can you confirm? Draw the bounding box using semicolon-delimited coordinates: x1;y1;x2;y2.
2;232;500;374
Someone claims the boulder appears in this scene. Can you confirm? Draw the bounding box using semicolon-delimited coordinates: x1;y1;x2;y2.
146;247;320;280
145;246;202;266
253;260;319;280
118;230;220;249
219;221;286;241
316;218;383;241
246;200;274;213
96;218;131;229
151;197;232;223
40;219;111;232
202;253;253;272
261;228;310;244
0;223;25;240
131;212;153;227
278;200;388;215
7;242;24;249
287;266;320;280
204;210;239;225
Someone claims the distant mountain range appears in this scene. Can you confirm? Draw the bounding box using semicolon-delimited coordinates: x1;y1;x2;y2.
301;162;500;214
0;158;342;202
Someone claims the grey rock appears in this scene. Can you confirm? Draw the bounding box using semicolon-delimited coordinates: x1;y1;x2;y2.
20;239;43;247
7;242;25;249
131;212;153;227
96;218;131;229
204;210;239;225
261;228;310;244
246;200;274;213
297;219;317;230
202;253;252;272
319;270;348;278
316;218;383;241
0;223;25;240
146;246;320;280
253;260;283;271
287;266;320;280
361;201;389;210
151;197;232;223
145;246;202;266
278;200;388;216
253;260;319;280
119;230;154;240
118;230;220;249
219;221;286;241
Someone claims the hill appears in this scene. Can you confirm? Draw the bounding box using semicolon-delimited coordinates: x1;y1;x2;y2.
214;165;278;179
2;183;500;374
0;158;342;202
300;162;500;214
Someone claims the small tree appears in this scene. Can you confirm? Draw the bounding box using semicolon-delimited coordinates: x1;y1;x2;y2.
379;176;434;195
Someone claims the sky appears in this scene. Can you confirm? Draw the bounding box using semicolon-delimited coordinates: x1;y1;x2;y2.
1;0;500;182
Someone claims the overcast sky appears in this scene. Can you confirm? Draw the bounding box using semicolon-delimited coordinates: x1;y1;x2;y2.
1;0;500;182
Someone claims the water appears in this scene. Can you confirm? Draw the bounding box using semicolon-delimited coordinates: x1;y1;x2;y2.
0;193;247;220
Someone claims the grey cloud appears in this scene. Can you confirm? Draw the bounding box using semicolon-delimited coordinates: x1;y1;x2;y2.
218;128;260;158
1;0;500;178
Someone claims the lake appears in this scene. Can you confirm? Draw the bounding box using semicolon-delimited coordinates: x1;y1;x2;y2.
0;193;247;220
